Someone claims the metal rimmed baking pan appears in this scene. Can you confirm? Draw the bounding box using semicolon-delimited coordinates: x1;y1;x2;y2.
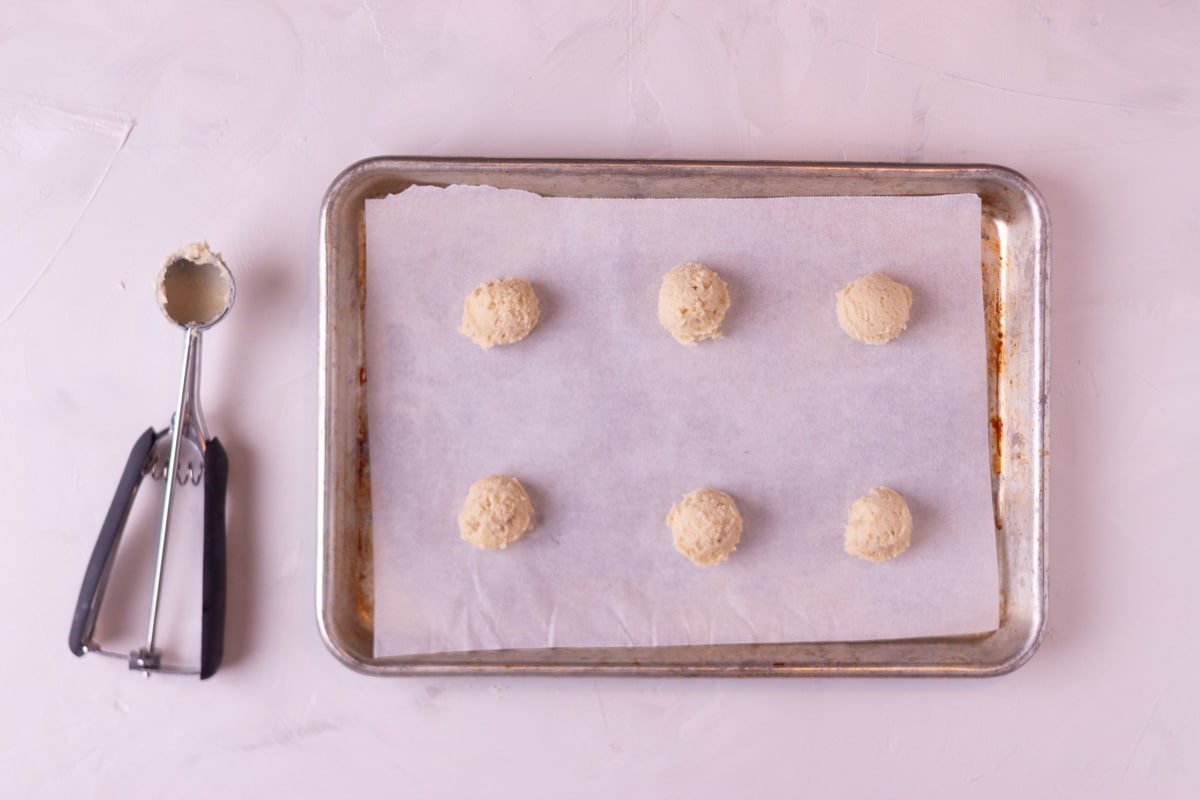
318;157;1049;677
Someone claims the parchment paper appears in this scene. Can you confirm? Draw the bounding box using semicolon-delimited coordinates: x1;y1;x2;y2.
365;185;998;656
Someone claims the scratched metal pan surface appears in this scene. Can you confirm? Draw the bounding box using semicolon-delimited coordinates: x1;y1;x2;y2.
317;157;1049;677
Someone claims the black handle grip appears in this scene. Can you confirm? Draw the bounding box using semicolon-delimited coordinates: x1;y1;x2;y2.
199;437;228;679
70;427;159;657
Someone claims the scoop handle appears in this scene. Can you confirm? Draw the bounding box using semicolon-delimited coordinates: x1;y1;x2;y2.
69;427;159;657
199;437;228;679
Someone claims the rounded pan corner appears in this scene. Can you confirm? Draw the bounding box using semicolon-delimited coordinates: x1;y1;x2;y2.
324;154;396;198
969;163;1051;229
321;157;380;228
320;155;426;235
315;592;378;676
970;614;1049;678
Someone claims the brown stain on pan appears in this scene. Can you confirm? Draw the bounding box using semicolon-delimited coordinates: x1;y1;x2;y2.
356;215;375;624
981;228;1006;479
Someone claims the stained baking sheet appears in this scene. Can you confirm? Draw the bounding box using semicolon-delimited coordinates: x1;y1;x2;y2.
365;186;997;656
317;158;1049;677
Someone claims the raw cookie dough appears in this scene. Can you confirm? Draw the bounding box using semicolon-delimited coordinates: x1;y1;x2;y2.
835;272;913;344
843;486;912;562
459;277;540;349
458;475;535;550
657;262;730;345
667;488;743;566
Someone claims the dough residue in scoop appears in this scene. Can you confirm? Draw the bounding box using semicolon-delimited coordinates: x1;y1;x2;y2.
667;488;743;566
657;262;730;345
843;486;912;562
835;272;913;345
459;277;540;349
156;241;234;328
458;475;535;550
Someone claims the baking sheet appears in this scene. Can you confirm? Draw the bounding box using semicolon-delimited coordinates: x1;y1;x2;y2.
365;184;999;656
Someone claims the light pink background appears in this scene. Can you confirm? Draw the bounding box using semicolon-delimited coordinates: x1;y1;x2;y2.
4;1;1197;797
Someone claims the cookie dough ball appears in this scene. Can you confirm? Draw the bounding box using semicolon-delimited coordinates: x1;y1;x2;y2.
667;488;743;566
844;486;912;562
835;272;913;344
657;262;730;345
458;475;535;550
459;277;540;349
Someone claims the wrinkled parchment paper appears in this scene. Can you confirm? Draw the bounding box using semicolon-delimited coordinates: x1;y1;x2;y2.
366;185;998;655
